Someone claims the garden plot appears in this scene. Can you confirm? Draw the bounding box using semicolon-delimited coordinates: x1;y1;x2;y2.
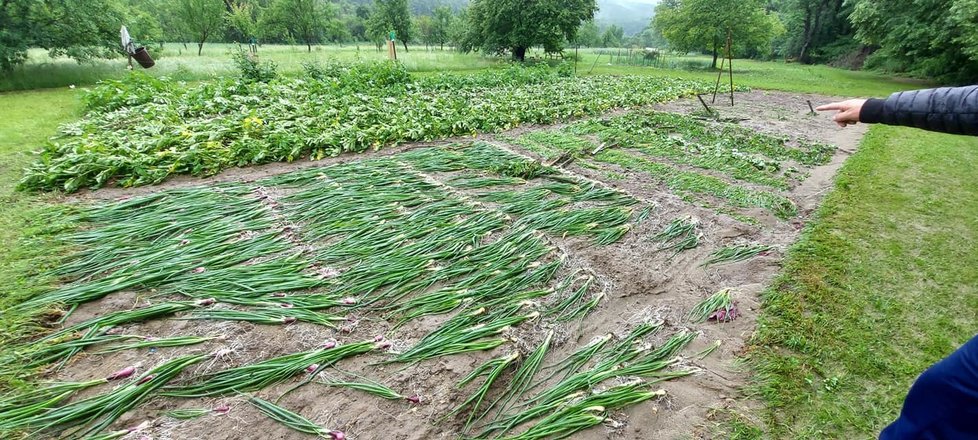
1;88;862;440
17;65;711;193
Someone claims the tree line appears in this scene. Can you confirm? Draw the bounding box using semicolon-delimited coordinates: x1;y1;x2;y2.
1;0;976;81
0;0;611;67
0;0;466;66
652;0;978;82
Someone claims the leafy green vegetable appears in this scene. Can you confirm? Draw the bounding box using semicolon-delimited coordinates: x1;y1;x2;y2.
19;65;710;193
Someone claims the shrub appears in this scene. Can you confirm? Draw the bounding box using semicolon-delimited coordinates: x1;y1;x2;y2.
82;72;176;113
231;50;277;83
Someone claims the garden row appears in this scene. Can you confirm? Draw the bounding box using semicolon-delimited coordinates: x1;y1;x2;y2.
19;63;714;193
1;143;745;439
505;110;836;221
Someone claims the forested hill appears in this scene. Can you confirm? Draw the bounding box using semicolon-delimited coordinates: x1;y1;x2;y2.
408;0;469;14
595;0;657;35
344;0;468;14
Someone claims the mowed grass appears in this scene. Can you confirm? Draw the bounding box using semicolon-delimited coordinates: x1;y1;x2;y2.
2;45;929;97
747;125;978;438
0;44;501;91
0;88;82;389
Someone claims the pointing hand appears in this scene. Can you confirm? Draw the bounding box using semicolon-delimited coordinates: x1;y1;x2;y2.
816;99;867;127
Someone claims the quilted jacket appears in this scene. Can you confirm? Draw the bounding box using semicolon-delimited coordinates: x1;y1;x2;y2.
860;86;978;135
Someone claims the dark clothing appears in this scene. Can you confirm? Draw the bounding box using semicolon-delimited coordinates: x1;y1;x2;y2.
880;334;978;439
860;85;978;136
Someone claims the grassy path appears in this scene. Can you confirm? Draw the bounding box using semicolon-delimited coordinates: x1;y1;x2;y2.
746;125;978;438
0;88;81;389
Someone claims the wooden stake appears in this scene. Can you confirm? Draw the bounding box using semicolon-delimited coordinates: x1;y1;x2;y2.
587;49;601;74
696;94;714;115
575;46;579;74
548;152;575;167
712;55;726;104
727;32;734;106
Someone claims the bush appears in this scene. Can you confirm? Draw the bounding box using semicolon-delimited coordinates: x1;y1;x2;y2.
302;60;410;89
300;61;333;80
82;72;176;113
231;50;277;83
555;61;575;77
562;52;583;63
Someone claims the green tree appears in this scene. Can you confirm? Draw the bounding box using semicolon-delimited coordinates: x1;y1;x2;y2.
461;0;598;61
952;0;978;63
369;0;412;51
0;0;128;71
125;0;166;46
575;21;601;48
410;0;468;15
172;0;228;55
263;0;336;51
431;5;454;49
602;24;625;48
447;6;468;50
632;27;665;48
414;15;435;50
848;0;978;81
768;0;853;64
227;1;261;43
344;4;371;41
653;0;780;68
139;0;190;48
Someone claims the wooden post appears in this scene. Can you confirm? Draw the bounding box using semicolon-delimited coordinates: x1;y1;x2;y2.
588;48;601;74
726;32;734;106
712;31;736;106
711;55;725;104
696;94;714;115
387;38;398;60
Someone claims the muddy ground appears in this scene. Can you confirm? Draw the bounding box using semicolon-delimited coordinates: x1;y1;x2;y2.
53;90;866;440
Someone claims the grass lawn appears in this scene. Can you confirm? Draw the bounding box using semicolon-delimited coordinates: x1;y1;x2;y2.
0;88;82;389
746;125;978;438
0;44;502;91
2;45;929;98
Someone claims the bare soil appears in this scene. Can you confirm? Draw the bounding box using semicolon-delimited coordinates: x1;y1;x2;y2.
52;90;865;440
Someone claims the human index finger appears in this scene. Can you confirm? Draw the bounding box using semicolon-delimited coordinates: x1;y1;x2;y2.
815;102;847;111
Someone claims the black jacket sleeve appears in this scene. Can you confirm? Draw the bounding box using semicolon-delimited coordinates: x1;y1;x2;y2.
859;86;978;135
